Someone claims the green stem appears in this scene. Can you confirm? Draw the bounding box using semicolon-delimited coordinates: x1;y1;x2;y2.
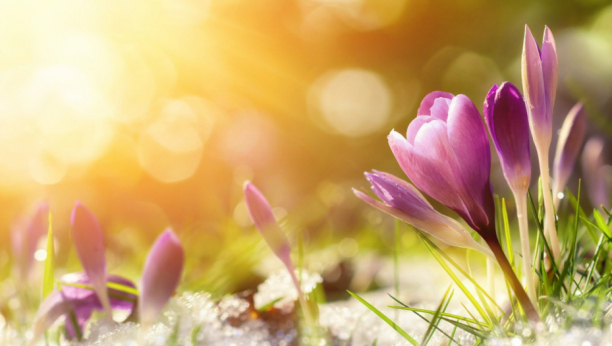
484;237;540;323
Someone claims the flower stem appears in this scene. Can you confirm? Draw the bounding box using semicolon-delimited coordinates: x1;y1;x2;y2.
283;258;315;327
536;147;560;260
513;190;537;307
484;237;540;322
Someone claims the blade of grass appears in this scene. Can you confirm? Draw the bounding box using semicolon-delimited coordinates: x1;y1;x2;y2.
419;235;491;325
42;213;55;300
422;286;452;345
347;291;418;346
419;234;505;315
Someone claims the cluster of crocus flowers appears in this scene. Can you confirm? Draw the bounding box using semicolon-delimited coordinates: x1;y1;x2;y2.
366;91;539;321
355;24;597;321
30;203;184;344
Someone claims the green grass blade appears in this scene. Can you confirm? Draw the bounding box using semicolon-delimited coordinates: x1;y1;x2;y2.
501;199;515;270
419;235;491;324
257;297;285;312
419;234;505;315
421;286;452;345
347;291;418;346
42;213;55;300
593;210;612;239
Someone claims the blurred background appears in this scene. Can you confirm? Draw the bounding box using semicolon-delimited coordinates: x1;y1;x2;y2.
1;0;612;299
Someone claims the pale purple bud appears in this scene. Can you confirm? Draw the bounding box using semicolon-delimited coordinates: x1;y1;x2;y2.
355;171;492;256
484;82;531;193
582;137;610;210
243;182;292;265
552;103;586;204
522;25;558;146
70;202;111;316
11;203;49;282
389;92;495;237
139;229;184;326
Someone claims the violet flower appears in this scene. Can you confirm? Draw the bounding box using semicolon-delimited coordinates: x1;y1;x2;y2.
522;25;560;260
243;182;313;324
354;171;492;257
582;137;610;210
31;273;136;343
552;103;586;208
483;82;536;304
388;92;495;236
243;182;292;265
11;203;49;282
70;202;112;317
385;91;539;321
139;229;184;327
484;82;531;193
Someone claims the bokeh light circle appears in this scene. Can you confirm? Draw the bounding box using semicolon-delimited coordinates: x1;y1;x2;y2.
310;68;392;137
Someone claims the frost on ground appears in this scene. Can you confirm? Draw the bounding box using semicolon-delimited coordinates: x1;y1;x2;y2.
4;264;612;346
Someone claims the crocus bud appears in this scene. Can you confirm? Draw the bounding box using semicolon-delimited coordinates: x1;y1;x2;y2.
484;82;531;193
522;25;557;147
355;171;492;257
70;203;112;317
243;182;292;265
11;203;49;282
139;229;184;326
552;103;586;205
388;91;495;237
582;137;610;210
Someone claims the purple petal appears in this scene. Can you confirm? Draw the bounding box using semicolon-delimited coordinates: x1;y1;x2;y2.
446;94;495;231
389;130;469;221
32;273;136;341
70;202;111;316
522;25;549;138
406;115;435;144
430;97;452;121
416;91;454;116
365;172;435;221
541;26;558;122
139;229;184;325
243;182;292;261
552;103;586;202
484;82;531;193
353;183;492;256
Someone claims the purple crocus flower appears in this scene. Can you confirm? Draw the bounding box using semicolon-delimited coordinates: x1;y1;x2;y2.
243;182;313;324
139;229;184;327
483;83;537;303
484;82;531;193
354;171;492;256
11;203;49;282
382;91;539;320
582;137;610;210
388;91;495;236
70;202;112;317
522;25;560;260
522;25;557;144
552;103;586;207
32;273;136;342
243;182;292;266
